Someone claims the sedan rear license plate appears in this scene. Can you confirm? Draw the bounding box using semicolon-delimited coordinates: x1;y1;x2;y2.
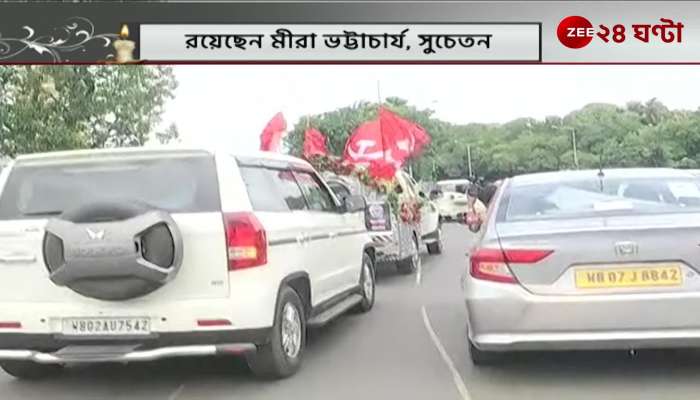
62;317;151;336
575;264;683;289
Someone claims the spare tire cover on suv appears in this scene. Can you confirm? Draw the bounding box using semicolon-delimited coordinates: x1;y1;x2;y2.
42;201;184;301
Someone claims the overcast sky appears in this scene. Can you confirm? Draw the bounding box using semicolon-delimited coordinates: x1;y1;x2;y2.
160;65;700;152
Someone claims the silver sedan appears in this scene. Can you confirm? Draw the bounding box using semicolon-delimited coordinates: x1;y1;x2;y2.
463;168;700;364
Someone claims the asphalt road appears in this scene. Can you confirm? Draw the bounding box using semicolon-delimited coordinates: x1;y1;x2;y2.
5;223;700;399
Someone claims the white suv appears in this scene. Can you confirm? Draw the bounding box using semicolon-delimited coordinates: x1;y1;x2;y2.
0;147;375;379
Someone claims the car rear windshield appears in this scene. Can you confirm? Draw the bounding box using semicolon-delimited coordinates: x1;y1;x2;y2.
504;176;700;222
0;155;221;219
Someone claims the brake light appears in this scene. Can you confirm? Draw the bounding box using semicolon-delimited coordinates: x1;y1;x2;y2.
470;248;552;283
0;322;21;329
502;249;553;264
223;212;267;270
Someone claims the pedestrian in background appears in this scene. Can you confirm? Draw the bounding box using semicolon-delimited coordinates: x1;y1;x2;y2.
465;185;487;232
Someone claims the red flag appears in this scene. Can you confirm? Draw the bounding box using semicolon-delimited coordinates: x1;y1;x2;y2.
378;107;431;163
259;112;287;152
368;160;397;181
303;128;328;158
343;120;384;164
343;108;431;171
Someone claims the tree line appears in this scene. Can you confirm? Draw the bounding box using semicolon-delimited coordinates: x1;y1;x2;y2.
285;97;700;181
0;66;178;158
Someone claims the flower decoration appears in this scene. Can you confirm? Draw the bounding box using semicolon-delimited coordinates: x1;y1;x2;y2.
305;154;422;224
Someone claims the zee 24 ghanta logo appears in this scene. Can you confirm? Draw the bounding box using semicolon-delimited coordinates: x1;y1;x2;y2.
556;16;684;49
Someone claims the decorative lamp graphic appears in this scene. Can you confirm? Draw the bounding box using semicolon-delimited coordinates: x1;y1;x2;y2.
113;24;135;63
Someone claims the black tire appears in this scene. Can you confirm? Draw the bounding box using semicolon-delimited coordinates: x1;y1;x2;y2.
426;226;443;255
247;286;306;379
0;361;62;380
427;241;442;255
353;252;375;313
469;340;504;366
397;235;420;275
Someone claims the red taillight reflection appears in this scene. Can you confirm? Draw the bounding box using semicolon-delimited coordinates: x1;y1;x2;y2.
197;319;232;327
223;212;267;270
470;248;552;284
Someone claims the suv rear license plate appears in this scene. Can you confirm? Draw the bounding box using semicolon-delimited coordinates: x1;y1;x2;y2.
575;264;683;289
62;318;151;336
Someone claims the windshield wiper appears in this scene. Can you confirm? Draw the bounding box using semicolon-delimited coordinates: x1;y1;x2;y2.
22;210;63;217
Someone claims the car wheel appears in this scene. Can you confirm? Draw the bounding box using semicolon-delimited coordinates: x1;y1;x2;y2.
353;252;375;313
468;340;504;366
426;226;443;255
397;235;420;275
0;361;62;380
247;286;306;379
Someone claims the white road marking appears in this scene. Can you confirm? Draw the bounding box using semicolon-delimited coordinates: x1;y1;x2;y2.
168;384;185;400
421;306;472;400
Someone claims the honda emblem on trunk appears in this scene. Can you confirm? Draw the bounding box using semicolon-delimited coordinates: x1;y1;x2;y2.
615;241;638;256
85;228;105;240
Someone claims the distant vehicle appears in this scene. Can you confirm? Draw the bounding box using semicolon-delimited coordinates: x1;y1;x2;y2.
0;147;375;379
325;169;443;275
435;179;471;220
401;172;442;256
436;179;471;194
464;168;700;365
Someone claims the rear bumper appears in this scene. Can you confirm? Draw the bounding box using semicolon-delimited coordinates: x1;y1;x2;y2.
0;344;256;364
468;330;700;352
464;277;700;352
0;328;268;364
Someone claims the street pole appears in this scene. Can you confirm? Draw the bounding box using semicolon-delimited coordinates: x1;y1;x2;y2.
571;129;579;169
467;145;473;178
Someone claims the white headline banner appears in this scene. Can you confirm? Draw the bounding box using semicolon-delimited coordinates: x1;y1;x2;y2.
139;24;541;62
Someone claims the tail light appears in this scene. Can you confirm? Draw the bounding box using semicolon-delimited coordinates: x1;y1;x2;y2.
470;248;552;283
365;203;391;231
223;212;267;270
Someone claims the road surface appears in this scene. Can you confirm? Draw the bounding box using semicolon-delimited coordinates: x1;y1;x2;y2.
3;223;700;399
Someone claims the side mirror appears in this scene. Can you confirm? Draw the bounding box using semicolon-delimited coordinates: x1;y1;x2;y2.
344;195;366;213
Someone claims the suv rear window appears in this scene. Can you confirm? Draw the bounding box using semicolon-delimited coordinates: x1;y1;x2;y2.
0;156;221;219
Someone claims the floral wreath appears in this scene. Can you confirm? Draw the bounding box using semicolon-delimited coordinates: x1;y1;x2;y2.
306;154;422;224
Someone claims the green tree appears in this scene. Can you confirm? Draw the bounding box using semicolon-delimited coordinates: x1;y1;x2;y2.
288;97;700;181
0;66;177;157
155;123;180;145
